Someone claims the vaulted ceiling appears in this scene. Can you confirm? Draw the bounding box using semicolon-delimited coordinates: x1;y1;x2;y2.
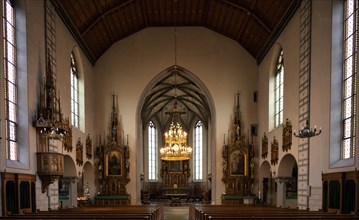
52;0;300;65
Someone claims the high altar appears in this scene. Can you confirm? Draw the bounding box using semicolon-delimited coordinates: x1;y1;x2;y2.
221;93;255;205
94;95;131;205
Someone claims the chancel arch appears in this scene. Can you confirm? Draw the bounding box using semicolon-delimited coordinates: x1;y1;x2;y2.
136;65;216;204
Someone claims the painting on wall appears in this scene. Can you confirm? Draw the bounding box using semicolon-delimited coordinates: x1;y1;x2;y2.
169;161;181;173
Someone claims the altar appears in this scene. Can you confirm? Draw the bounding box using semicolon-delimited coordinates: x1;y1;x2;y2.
94;95;131;205
94;195;131;206
165;193;187;206
221;93;255;205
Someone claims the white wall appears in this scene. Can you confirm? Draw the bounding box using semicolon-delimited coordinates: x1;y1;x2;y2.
94;27;258;204
258;4;301;185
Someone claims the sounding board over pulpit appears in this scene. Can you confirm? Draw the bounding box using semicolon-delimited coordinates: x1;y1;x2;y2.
221;93;255;205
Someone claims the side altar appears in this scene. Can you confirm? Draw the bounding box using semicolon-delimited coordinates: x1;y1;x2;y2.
94;95;131;205
221;93;256;205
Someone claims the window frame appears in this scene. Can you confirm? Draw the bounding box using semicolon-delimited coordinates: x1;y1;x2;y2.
3;0;18;161
148;121;158;181
193;120;203;181
274;49;284;128
341;0;358;160
70;52;79;129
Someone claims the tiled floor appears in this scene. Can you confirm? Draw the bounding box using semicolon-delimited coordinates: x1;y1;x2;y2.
163;206;189;220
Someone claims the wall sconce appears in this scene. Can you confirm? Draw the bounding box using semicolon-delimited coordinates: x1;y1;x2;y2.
294;120;321;138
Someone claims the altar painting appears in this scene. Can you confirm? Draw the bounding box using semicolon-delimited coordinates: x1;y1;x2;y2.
105;150;122;176
230;150;246;176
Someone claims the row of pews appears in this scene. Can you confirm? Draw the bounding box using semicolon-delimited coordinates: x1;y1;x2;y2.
0;205;163;220
189;204;359;220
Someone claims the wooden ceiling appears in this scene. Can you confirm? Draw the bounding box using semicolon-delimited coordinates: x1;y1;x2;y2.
53;0;300;65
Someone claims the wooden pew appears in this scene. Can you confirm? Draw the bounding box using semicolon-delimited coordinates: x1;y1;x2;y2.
189;204;359;220
0;205;163;220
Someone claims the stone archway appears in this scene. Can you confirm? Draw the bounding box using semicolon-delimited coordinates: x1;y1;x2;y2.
136;65;216;204
82;161;95;199
258;161;271;204
277;154;298;208
59;155;77;208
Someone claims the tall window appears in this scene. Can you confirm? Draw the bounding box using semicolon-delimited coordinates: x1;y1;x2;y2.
194;121;203;180
3;0;17;160
148;121;157;180
274;49;284;127
70;52;79;128
342;0;358;159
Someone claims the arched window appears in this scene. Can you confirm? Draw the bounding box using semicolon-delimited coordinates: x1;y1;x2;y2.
70;52;79;128
274;49;284;127
148;121;157;180
194;121;203;180
3;0;18;160
342;0;357;159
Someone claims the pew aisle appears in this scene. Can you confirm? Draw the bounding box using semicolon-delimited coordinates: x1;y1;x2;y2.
163;206;190;220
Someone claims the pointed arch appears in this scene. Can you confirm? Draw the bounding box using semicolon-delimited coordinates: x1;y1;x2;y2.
136;65;216;204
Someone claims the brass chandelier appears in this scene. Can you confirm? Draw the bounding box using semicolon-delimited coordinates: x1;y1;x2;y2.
160;4;192;161
160;117;192;161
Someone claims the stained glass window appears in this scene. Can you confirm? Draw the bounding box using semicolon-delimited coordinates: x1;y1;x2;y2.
274;49;284;127
3;0;17;161
70;52;79;128
194;121;203;180
342;0;358;159
148;121;157;180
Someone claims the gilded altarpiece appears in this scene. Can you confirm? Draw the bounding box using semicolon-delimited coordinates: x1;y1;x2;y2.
95;95;131;205
222;94;252;202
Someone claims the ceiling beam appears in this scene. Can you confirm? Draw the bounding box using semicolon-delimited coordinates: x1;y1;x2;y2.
221;0;272;33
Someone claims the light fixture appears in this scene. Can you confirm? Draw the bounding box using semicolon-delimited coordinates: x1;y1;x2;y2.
159;4;192;161
293;120;321;138
160;101;192;161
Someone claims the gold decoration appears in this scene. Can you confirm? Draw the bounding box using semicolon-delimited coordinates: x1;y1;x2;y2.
282;118;292;152
271;136;279;165
261;132;268;159
76;138;83;166
33;51;71;141
86;134;92;159
160;101;192;161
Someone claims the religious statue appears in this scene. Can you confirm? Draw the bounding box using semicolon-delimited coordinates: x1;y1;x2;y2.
261;132;268;159
271;136;279;165
84;182;90;198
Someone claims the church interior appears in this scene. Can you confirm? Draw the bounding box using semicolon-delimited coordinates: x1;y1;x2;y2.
0;0;359;219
